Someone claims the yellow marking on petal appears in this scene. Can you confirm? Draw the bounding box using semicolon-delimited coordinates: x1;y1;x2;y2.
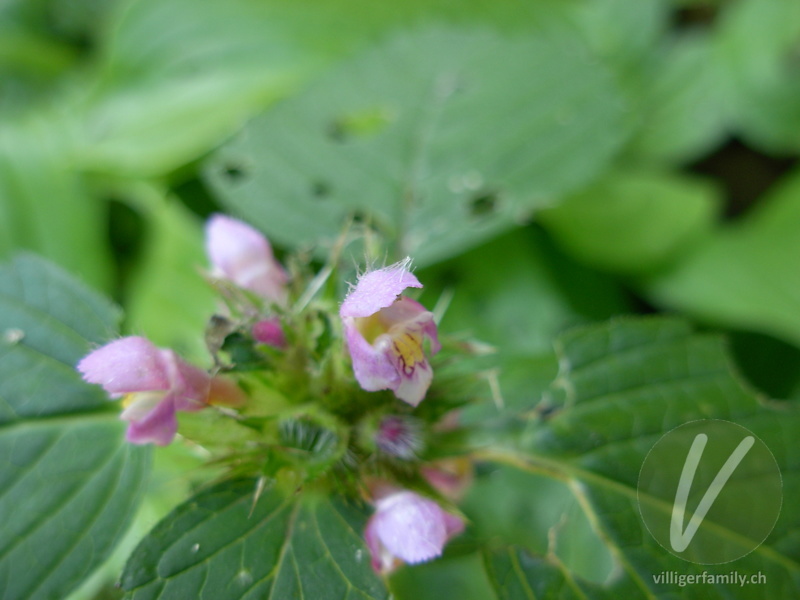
121;393;136;408
391;329;424;374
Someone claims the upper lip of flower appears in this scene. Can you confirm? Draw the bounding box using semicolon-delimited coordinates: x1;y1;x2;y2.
339;258;422;319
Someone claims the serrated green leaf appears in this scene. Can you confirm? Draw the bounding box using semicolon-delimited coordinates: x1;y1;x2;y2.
491;317;800;598
205;26;630;266
0;254;150;600
539;170;720;275
0;253;119;421
463;468;613;585
122;480;389;600
642;168;800;349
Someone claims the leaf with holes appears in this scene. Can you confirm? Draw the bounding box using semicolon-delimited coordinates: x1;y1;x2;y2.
121;479;389;600
205;26;630;266
482;317;800;599
0;254;151;600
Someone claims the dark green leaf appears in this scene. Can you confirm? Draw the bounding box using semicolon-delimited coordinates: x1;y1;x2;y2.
0;254;150;600
122;480;389;600
0;254;119;421
390;553;497;600
504;317;800;598
484;547;611;600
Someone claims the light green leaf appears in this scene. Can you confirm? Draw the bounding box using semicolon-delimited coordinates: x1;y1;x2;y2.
571;0;667;82
642;168;800;348
490;317;800;598
0;254;151;600
123;186;217;363
74;0;307;176
627;32;728;164
206;26;630;266
122;480;389;600
539;170;720;275
715;0;800;152
0;117;112;292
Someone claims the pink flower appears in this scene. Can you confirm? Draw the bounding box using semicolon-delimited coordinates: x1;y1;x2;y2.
340;261;440;406
77;336;210;446
205;214;288;304
365;490;464;573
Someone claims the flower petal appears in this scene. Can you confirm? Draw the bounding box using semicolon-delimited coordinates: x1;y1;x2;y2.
159;349;210;412
205;214;288;303
391;357;433;407
371;491;449;564
380;296;440;354
77;336;169;396
344;318;400;392
123;395;178;446
340;261;422;319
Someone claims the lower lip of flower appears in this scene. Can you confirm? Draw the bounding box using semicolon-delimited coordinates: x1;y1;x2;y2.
388;329;424;375
119;390;168;421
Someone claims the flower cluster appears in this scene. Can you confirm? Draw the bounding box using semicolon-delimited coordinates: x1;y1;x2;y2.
76;214;463;574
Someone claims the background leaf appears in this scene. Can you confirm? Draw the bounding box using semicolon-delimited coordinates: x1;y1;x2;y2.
539;170;720;274
0;254;150;599
122;479;389;600
205;26;631;267
0;117;112;292
643;167;800;348
627;32;728;164
715;0;800;152
122;185;217;363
